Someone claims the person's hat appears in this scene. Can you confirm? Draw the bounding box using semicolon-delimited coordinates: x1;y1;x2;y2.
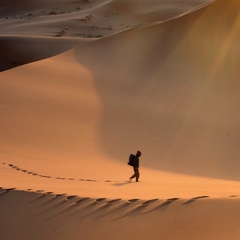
137;151;142;157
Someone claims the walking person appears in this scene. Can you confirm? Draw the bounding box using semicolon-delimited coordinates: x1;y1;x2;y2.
129;150;141;182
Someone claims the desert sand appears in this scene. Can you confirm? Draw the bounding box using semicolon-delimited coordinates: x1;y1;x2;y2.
1;0;240;239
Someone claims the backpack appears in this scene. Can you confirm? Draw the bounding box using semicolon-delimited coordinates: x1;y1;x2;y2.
128;154;135;166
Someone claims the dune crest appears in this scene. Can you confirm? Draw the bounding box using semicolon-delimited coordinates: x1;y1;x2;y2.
1;188;240;240
0;0;212;71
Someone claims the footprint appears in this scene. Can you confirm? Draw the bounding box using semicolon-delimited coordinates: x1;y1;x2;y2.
56;177;65;180
141;198;179;215
111;200;148;221
74;197;90;205
0;188;16;197
107;198;122;204
142;198;159;205
128;198;139;203
55;193;66;197
36;190;45;193
46;192;54;195
67;199;98;217
183;196;209;205
86;179;96;182
5;188;16;192
66;195;77;200
96;198;106;202
28;193;49;204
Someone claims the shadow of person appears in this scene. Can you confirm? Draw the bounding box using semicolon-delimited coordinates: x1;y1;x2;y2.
112;182;132;187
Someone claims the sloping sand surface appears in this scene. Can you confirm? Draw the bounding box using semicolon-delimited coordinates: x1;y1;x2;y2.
1;0;240;239
2;0;239;179
68;0;240;180
0;0;211;71
1;188;240;240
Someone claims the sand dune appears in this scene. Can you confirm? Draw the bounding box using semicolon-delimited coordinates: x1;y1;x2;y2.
2;160;240;200
1;0;240;179
0;0;211;71
0;35;87;71
1;0;240;239
67;0;240;180
1;188;240;240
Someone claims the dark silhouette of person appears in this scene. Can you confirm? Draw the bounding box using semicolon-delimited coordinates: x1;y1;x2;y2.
129;151;141;182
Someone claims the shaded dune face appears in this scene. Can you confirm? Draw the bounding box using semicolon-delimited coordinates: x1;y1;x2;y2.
1;188;240;240
0;0;99;71
72;0;240;180
0;0;212;72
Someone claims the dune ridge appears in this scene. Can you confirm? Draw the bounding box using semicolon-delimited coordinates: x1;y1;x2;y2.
0;0;212;71
2;159;240;201
1;188;240;240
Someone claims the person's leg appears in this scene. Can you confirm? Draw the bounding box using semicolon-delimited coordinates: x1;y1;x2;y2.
135;168;140;182
130;167;136;181
130;173;136;180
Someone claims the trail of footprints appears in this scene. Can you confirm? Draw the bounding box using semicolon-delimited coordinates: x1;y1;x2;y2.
1;162;239;221
2;162;102;183
0;187;239;222
0;187;212;221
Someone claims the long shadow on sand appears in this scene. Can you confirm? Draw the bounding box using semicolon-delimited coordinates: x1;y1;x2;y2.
112;182;133;187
